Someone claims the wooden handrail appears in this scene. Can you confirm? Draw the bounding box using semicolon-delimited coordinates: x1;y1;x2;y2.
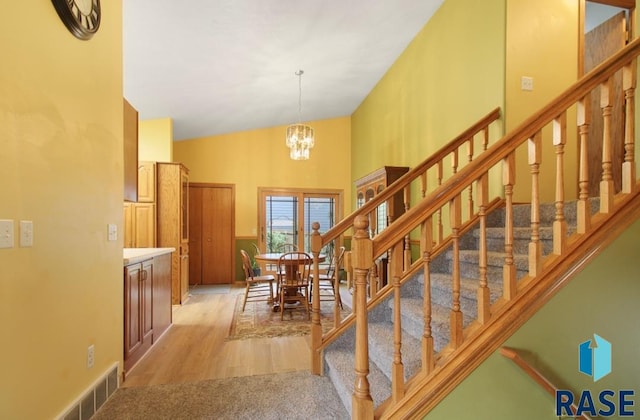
373;36;640;259
319;107;501;247
500;347;592;420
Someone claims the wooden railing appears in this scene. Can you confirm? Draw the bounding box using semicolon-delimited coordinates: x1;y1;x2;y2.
308;107;502;370
310;36;640;419
500;347;592;420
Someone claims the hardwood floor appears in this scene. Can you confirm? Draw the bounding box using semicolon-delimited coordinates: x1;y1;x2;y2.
121;283;312;388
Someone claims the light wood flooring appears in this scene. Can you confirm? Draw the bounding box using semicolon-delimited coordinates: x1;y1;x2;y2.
122;283;321;388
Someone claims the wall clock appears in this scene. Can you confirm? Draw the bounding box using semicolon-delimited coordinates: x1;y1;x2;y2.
51;0;101;40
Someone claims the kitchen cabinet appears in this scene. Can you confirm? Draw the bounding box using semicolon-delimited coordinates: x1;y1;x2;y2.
157;162;190;304
137;161;156;202
123;250;173;377
124;259;153;374
123;202;156;248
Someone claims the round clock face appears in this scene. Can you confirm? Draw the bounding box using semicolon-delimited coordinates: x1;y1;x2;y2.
51;0;101;40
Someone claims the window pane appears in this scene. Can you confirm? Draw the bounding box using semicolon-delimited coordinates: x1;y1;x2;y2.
265;195;297;252
304;196;335;253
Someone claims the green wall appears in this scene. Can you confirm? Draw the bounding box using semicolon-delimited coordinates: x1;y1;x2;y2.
351;0;506;193
426;218;640;419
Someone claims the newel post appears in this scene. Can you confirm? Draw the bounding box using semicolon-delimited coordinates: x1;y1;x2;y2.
352;215;374;420
310;222;323;375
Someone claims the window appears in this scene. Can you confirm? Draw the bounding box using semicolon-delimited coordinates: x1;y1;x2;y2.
258;188;343;271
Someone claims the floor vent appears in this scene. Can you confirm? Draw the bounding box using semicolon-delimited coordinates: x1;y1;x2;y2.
58;363;119;420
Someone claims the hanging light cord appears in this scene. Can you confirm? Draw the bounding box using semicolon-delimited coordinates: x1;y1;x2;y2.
296;69;304;123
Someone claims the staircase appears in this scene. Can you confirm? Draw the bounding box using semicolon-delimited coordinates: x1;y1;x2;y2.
322;198;595;414
306;37;640;419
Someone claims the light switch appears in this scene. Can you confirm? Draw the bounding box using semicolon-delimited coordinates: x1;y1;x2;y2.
0;220;14;249
20;220;33;247
108;223;118;241
521;76;534;91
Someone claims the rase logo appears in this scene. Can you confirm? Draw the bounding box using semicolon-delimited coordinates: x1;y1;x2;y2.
555;334;635;418
578;333;611;382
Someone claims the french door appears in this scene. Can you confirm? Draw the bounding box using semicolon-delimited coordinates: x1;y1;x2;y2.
257;188;342;257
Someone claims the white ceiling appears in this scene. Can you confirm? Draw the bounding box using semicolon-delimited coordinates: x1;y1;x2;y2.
123;0;443;141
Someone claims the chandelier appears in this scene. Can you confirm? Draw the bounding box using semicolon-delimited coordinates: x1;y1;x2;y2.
285;70;315;160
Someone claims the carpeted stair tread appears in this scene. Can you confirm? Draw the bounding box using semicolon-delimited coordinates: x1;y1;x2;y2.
368;321;423;381
324;328;392;413
388;296;471;351
428;272;502;313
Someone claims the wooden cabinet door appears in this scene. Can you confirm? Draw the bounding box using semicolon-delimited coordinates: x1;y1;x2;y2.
124;263;142;361
137;161;156;202
133;203;156;247
123;203;133;248
142;260;154;345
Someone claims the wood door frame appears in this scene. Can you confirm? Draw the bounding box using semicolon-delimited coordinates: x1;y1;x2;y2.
189;182;236;285
579;0;636;76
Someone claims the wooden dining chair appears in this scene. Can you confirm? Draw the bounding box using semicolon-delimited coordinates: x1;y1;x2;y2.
277;251;312;320
310;246;344;309
240;249;275;311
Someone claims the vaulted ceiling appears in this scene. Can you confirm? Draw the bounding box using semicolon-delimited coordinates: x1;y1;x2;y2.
122;0;444;141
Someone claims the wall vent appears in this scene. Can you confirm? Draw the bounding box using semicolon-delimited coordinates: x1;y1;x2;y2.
58;363;119;420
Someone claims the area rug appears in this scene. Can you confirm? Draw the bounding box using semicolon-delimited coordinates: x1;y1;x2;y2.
227;294;348;340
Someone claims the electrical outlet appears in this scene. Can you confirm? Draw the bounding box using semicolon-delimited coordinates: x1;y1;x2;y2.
87;345;95;368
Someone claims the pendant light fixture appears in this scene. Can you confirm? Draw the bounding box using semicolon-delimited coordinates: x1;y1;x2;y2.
285;70;314;160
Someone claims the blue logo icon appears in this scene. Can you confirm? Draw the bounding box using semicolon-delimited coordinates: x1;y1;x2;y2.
579;334;611;382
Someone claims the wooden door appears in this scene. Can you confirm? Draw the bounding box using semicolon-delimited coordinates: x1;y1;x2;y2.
189;184;235;285
189;187;203;285
584;10;627;196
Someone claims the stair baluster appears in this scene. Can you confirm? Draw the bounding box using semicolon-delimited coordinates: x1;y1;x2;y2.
476;173;490;324
421;217;435;373
450;194;463;348
553;113;567;255
502;153;516;300
622;63;636;194
600;78;615;213
391;275;405;402
577;97;591;234
528;131;542;277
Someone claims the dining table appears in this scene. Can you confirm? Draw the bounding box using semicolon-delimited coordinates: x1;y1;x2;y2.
254;252;326;311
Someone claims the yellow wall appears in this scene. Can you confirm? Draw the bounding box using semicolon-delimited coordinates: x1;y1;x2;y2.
139;117;174;162
174;117;352;236
352;0;506;189
0;3;123;419
505;0;580;202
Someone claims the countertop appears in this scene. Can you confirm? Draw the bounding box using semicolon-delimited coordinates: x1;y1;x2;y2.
123;247;175;265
